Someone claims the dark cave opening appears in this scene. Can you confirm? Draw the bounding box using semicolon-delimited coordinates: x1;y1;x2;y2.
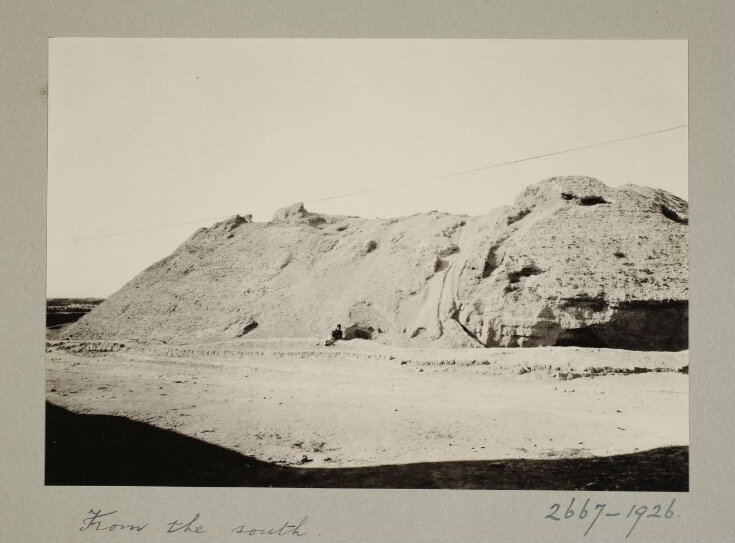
345;325;376;340
579;196;608;206
508;265;544;284
551;301;688;351
560;192;608;206
660;205;688;224
555;327;606;348
236;321;258;338
482;244;503;279
353;328;373;340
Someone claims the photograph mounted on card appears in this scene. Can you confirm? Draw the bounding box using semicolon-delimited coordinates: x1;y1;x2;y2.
45;38;689;492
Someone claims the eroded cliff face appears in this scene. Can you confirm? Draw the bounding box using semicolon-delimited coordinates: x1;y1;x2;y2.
447;177;688;350
65;176;688;350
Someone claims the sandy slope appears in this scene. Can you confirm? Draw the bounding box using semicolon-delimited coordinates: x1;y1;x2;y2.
46;340;688;468
64;177;688;351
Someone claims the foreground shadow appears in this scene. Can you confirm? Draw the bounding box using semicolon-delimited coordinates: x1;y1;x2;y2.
46;402;687;491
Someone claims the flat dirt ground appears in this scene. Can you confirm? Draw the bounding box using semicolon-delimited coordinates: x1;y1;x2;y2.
45;338;688;490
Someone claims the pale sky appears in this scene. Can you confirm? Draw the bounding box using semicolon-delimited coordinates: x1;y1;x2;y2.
48;39;687;298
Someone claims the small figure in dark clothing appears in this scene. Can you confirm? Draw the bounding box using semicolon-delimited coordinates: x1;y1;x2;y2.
325;324;343;346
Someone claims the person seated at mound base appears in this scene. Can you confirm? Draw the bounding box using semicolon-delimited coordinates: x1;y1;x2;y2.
325;324;343;346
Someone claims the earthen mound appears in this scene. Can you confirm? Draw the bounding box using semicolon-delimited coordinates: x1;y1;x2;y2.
64;176;688;350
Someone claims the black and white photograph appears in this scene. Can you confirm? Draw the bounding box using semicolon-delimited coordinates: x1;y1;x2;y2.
44;39;689;491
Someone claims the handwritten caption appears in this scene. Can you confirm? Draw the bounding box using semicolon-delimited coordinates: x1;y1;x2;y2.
79;509;308;537
544;497;679;538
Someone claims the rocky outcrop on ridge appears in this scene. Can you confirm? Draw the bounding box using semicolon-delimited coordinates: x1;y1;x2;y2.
64;176;688;350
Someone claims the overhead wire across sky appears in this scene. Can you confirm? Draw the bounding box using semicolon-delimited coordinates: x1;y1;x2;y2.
49;123;688;245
